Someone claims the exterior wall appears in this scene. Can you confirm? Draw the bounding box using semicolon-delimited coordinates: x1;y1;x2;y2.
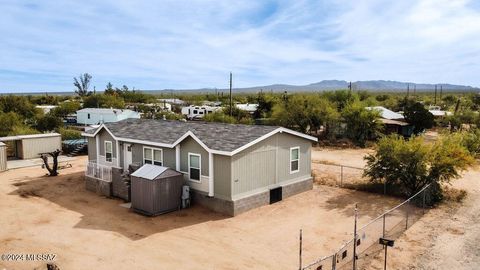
230;133;312;200
179;136;209;175
21;135;62;159
85;176;112;197
87;137;96;161
0;144;7;172
97;129;116;157
77;111;140;125
191;177;312;216
130;143;176;169
213;154;231;200
179;136;210;193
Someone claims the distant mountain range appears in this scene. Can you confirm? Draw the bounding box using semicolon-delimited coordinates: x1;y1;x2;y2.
153;80;478;94
2;80;478;95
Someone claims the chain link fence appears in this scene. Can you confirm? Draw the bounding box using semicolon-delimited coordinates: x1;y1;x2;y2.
312;162;366;188
300;184;433;270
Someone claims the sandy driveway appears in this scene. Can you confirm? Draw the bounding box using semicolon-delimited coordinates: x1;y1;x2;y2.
0;156;401;270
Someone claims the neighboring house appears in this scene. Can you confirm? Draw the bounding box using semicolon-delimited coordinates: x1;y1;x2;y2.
366;106;414;137
81;119;317;216
0;133;62;160
428;106;453;118
236;103;259;114
180;105;221;120
76;108;141;125
36;105;58;114
158;98;186;106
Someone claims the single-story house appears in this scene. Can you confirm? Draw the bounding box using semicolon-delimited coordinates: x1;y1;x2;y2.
82;119;317;216
236;103;259;114
366;106;414;137
76;108;141;125
0;133;62;160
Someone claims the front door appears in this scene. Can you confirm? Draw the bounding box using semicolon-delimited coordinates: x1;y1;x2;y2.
124;143;133;170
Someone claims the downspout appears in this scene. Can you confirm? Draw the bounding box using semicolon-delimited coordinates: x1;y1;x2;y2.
175;145;180;171
116;140;120;168
208;152;214;197
95;134;100;162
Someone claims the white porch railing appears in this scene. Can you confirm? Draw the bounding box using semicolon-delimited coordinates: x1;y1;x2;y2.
86;161;112;182
97;155;118;167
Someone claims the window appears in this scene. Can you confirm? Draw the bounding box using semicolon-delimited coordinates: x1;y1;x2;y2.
105;141;113;162
143;147;163;166
87;113;91;119
193;109;198;114
188;153;201;181
290;147;300;173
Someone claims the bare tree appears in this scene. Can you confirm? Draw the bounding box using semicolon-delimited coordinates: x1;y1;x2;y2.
73;73;92;96
40;149;62;176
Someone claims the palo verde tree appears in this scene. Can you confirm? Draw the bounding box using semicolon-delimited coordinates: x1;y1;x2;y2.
364;134;474;201
341;100;382;147
73;73;92;97
403;100;434;134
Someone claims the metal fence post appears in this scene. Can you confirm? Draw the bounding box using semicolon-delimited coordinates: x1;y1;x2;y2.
299;229;302;270
332;254;336;270
422;188;426;214
405;200;409;230
353;204;358;270
340;166;344;187
382;214;386;238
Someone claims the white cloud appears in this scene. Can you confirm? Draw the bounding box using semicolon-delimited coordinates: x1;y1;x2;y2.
0;0;479;92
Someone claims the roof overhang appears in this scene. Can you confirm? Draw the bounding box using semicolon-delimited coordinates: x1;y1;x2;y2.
82;124;318;157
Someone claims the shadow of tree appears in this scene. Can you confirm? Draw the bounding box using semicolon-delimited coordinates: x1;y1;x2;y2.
8;171;226;241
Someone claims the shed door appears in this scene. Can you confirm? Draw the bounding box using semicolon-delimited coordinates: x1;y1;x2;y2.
124;143;133;170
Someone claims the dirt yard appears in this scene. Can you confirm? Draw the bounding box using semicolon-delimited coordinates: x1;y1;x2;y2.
0;155;403;270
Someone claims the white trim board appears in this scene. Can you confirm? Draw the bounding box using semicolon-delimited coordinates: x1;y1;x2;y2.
82;124;318;157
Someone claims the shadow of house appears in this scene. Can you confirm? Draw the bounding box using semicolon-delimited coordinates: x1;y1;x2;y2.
8;171;226;240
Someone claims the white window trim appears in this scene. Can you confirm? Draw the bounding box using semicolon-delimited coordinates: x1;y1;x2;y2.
142;146;163;166
188;153;201;183
290;146;300;174
105;141;113;163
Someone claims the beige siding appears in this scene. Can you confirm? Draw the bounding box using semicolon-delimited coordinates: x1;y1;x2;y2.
98;129;116;158
0;144;7;172
87;137;96;161
231;133;312;199
21;136;61;159
131;143;175;168
179;136;209;176
213;154;231;200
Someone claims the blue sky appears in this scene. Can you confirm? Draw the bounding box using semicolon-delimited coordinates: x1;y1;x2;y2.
1;0;480;92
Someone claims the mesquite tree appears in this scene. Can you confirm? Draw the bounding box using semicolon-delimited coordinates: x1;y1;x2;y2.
40;149;62;176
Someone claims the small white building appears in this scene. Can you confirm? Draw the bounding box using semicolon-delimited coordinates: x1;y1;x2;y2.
236;103;259;114
76;108;141;125
36;105;58;114
180;105;222;120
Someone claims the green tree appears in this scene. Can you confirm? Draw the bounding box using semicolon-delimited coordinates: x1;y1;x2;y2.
364;134;474;200
36;114;63;132
403;101;434;134
51;101;81;118
104;82;116;95
203;111;236;124
253;92;275;119
83;94;125;109
341;101;382;146
0;95;38;119
73;73;92;96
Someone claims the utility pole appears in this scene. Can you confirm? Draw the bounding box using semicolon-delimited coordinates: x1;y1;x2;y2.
434;85;437;105
299;229;303;270
407;84;410;98
413;85;416;97
348;81;352;92
440;85;443;101
229;72;233;117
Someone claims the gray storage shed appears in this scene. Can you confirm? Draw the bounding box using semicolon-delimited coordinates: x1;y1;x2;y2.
0;142;7;172
130;164;184;216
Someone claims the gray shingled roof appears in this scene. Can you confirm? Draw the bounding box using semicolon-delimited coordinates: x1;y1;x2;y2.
86;119;280;152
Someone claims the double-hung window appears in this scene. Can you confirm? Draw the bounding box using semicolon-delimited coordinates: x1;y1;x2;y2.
143;147;163;166
290;147;300;173
105;141;113;163
188;153;201;181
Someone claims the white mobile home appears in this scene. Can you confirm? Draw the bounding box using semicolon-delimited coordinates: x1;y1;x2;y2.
181;105;221;120
76;108;141;125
